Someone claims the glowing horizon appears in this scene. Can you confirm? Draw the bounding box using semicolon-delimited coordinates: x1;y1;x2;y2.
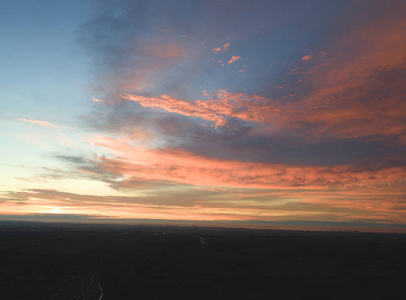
1;0;405;232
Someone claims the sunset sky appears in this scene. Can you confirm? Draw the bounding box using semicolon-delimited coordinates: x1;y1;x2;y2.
1;0;405;232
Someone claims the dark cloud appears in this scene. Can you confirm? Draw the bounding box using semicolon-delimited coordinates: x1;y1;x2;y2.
0;213;106;222
70;1;406;205
6;187;223;208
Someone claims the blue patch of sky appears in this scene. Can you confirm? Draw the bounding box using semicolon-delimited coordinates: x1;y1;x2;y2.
0;0;94;124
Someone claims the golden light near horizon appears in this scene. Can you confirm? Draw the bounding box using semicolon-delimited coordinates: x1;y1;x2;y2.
0;0;405;232
48;207;63;214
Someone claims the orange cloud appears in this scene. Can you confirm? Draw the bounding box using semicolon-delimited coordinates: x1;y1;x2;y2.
122;90;281;125
104;41;188;94
212;43;231;53
93;137;406;190
19;118;75;130
145;43;185;60
0;188;328;222
228;56;241;64
275;8;406;140
92;98;105;103
301;55;312;60
19;118;54;127
202;90;210;97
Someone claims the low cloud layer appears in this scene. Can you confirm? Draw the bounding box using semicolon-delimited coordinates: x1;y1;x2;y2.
2;0;406;229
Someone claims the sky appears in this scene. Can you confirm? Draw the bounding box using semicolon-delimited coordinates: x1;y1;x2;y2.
1;0;405;232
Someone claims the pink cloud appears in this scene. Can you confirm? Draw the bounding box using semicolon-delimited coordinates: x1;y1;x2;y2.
19;118;75;130
301;55;312;61
105;41;188;94
124;21;406;140
122;90;281;126
145;43;185;60
212;43;231;53
228;56;241;64
92;98;106;103
19;118;54;127
202;90;210;97
282;9;406;140
93;137;406;190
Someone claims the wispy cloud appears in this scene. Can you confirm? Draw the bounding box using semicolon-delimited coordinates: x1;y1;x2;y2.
7;0;405;228
19;118;54;127
228;56;241;64
212;43;231;53
4;185;405;225
122;90;280;125
19;118;75;130
92;136;406;190
284;8;406;140
301;55;312;60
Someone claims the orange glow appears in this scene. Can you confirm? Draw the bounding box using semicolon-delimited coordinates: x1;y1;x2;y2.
212;43;231;53
227;56;241;64
93;136;406;190
19;118;53;127
122;89;280;126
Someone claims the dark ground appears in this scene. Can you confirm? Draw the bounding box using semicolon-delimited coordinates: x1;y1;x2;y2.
0;221;405;299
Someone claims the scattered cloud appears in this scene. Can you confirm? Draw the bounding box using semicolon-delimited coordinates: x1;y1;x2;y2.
228;56;241;64
18;118;74;130
92;136;406;190
5;0;406;228
301;55;312;60
122;90;280;126
19;118;53;127
287;9;406;140
202;90;210;97
212;43;231;53
19;118;76;130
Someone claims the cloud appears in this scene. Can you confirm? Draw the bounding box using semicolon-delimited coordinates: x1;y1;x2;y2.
212;43;231;53
301;55;312;60
282;6;406;140
228;56;241;64
122;89;280;126
1;188;266;221
67;0;406;227
79;9;192;98
91;136;406;190
93;98;106;103
18;118;76;130
19;118;54;127
3;185;405;225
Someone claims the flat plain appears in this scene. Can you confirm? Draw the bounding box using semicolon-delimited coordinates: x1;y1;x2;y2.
1;221;405;299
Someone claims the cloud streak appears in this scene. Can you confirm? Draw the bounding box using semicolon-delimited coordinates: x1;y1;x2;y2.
122;90;280;126
91;137;406;190
4;0;406;229
227;55;241;64
212;43;231;53
19;118;75;130
19;118;54;127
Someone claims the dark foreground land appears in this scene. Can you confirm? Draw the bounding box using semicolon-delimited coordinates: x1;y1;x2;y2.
1;221;405;299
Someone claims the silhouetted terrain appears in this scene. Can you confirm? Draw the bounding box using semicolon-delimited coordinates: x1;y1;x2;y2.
1;221;405;299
